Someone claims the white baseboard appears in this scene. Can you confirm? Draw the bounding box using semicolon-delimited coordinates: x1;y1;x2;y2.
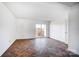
49;37;67;44
0;39;16;56
16;37;35;40
68;48;79;55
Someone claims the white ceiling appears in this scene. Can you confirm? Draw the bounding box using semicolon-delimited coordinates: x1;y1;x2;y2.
3;2;78;22
59;2;78;7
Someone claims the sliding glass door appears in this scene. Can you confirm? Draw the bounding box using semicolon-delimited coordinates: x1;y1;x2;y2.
35;24;46;37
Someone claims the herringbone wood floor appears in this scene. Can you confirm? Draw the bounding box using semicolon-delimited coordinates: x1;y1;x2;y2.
2;38;79;57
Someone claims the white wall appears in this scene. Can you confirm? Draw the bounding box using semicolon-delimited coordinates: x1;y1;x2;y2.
49;7;69;44
50;20;66;43
68;4;79;55
0;3;16;56
49;3;69;44
16;19;50;39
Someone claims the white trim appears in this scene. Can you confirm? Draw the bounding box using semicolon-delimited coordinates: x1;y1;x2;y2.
0;39;16;56
68;48;79;55
50;37;67;44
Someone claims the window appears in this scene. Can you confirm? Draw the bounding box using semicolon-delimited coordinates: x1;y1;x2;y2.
35;24;46;37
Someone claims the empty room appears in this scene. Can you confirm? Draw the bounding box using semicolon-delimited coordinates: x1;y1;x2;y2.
0;2;79;57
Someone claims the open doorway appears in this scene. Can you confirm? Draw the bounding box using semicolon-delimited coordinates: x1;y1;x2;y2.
35;24;46;38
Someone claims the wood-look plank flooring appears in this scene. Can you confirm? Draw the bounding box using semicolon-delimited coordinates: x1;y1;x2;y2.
1;38;79;57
